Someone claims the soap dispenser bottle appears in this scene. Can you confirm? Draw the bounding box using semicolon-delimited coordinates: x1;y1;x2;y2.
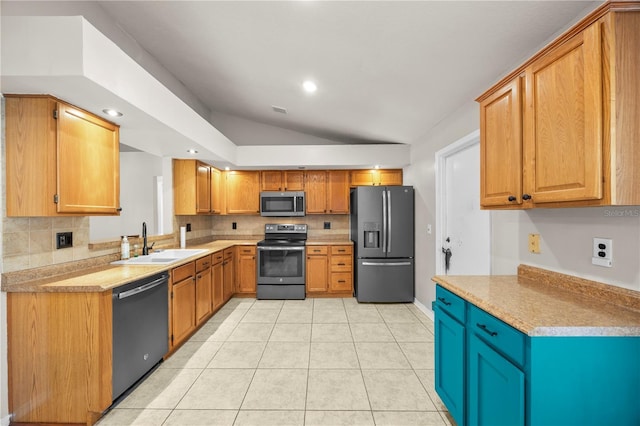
121;236;130;260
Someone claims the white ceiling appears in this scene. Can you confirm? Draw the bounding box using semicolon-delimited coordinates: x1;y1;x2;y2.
3;0;602;148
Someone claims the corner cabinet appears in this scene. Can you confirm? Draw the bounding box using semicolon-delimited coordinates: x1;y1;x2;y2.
173;159;224;215
6;95;120;216
433;284;640;426
478;5;640;208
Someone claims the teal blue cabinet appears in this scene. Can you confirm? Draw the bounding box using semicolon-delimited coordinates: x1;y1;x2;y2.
468;333;525;426
433;283;640;426
434;304;465;425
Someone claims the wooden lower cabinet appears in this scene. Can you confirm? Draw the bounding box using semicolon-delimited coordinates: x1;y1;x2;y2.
171;262;196;348
223;248;235;301
236;246;257;294
7;291;112;424
195;255;213;325
212;251;225;310
306;245;353;295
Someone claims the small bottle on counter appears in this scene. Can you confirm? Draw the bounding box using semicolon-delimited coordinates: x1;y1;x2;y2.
132;244;138;257
121;236;130;260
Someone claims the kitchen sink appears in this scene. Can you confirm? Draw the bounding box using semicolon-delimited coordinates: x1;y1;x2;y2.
111;248;208;265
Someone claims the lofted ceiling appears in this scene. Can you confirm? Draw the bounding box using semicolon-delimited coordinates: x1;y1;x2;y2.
2;0;602;149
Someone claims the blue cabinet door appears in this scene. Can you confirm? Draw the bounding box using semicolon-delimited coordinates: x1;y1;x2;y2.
468;333;525;426
434;306;465;426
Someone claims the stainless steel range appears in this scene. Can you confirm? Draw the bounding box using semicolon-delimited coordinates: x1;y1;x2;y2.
257;224;307;300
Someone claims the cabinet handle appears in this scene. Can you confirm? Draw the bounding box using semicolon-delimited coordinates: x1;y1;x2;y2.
117;207;123;212
338;280;346;283
476;323;498;337
197;274;202;279
338;263;346;266
522;194;532;201
437;297;451;306
338;249;346;252
508;195;516;202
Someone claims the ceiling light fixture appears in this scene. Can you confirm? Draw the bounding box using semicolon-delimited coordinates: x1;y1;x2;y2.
187;149;198;154
102;108;123;117
302;80;317;93
224;167;230;171
374;165;380;169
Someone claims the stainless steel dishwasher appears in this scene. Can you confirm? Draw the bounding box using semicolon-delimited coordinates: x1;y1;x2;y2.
112;272;169;401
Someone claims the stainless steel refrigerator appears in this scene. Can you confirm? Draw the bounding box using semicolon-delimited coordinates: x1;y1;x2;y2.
350;186;414;302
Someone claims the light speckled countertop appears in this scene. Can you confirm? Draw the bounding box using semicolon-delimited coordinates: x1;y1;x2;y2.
433;266;640;337
2;237;352;293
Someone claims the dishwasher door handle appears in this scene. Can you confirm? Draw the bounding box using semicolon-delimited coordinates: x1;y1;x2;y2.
117;274;169;299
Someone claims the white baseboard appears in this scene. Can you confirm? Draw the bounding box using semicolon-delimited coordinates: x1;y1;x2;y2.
1;414;11;426
413;298;434;321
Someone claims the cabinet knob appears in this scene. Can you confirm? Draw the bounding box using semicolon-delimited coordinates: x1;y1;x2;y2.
508;195;517;202
522;194;532;201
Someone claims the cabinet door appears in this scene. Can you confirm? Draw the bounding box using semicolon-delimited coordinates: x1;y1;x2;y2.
261;171;283;191
212;260;224;310
226;171;260;214
378;169;403;186
434;306;465;426
196;163;211;213
480;77;523;207
56;102;120;214
210;167;222;214
350;170;376;186
306;254;328;293
236;247;257;293
284;170;305;191
468;333;525;426
524;23;603;204
223;250;235;301
327;170;350;214
171;277;196;347
195;267;212;325
305;171;327;213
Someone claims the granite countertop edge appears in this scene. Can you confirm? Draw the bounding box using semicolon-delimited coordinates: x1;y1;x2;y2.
3;237;353;293
433;271;640;338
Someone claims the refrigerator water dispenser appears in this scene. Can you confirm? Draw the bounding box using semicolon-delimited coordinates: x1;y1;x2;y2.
363;222;380;248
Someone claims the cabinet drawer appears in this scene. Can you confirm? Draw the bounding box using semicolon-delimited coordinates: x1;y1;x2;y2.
331;256;352;272
195;255;211;272
223;248;234;259
435;285;466;323
330;272;352;291
212;251;224;265
468;304;525;368
307;246;328;255
238;246;256;255
330;245;352;255
172;262;195;284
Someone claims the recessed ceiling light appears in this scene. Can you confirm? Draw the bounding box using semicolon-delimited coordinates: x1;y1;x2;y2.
224;166;230;171
374;165;380;169
103;108;123;117
187;149;198;154
303;80;317;93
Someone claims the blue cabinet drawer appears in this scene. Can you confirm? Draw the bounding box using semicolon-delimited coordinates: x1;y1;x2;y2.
468;304;525;368
435;285;466;323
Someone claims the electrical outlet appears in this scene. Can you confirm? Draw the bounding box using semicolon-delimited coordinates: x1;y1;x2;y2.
592;237;612;267
186;223;191;232
232;222;237;230
56;232;73;249
528;233;541;254
324;222;331;229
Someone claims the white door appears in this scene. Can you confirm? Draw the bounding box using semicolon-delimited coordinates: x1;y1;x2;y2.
436;130;490;275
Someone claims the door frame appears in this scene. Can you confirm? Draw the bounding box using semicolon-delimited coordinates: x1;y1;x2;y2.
434;129;490;275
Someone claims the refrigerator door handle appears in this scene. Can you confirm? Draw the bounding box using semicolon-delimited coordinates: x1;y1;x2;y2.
361;261;412;267
382;190;387;253
387;189;392;253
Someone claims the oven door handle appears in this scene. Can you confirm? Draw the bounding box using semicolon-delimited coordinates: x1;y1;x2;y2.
257;246;306;251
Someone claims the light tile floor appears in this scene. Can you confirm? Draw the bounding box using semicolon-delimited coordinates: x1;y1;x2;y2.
97;297;454;426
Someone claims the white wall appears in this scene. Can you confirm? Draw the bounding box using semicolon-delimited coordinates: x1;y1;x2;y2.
404;100;479;307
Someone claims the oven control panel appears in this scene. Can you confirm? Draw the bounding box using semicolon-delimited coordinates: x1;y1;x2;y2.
265;224;307;233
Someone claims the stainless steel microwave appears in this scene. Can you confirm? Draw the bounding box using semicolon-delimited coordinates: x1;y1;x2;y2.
260;191;305;217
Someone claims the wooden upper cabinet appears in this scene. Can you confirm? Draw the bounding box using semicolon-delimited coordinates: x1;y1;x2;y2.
6;95;120;216
225;171;260;214
477;6;640;208
523;23;603;204
350;169;403;186
196;163;211;213
210;167;222;214
480;77;523;208
260;170;305;191
327;170;350;214
305;171;328;213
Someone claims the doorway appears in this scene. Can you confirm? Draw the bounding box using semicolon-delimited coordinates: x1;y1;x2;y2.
435;130;490;275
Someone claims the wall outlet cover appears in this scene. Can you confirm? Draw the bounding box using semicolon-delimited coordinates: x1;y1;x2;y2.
324;222;331;229
528;233;541;254
186;223;191;232
232;222;237;230
56;232;73;249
